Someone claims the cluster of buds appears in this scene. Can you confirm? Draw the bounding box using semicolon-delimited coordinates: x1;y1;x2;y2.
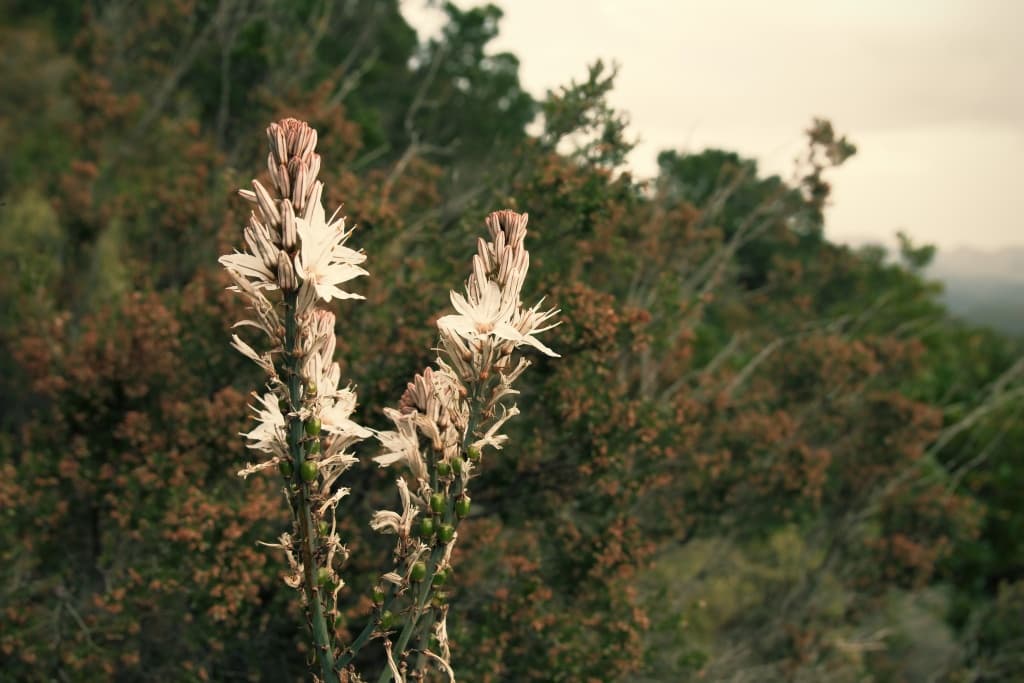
369;210;559;680
220;119;370;678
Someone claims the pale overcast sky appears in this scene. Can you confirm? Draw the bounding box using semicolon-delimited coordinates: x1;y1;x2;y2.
402;0;1023;251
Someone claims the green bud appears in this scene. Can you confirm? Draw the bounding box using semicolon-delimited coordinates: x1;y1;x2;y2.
438;523;455;544
432;569;448;587
371;587;385;605
436;461;451;477
300;460;318;482
318;521;329;536
410;561;427;582
317;567;331;586
380;610;394;630
305;417;322;437
430;493;446;514
467;446;481;462
455;496;471;518
306;381;318;396
278;459;294;478
308;438;321;454
451;457;463;474
418;517;435;538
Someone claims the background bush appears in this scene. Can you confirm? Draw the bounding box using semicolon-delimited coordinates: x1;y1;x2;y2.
1;2;1021;680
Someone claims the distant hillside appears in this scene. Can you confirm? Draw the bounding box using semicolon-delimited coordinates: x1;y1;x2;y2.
927;246;1024;336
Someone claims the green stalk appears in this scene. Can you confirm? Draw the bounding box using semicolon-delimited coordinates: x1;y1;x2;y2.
376;547;444;683
284;291;339;683
376;381;485;683
338;585;398;668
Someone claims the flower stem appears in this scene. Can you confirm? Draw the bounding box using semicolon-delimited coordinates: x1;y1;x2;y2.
376;381;484;683
376;547;443;683
284;291;339;683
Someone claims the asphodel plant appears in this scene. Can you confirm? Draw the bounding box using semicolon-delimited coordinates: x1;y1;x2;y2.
221;118;559;683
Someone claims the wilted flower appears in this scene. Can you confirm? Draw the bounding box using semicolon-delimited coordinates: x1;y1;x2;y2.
242;392;288;458
374;408;428;482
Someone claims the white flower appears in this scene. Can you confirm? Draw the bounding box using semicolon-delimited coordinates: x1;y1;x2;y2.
437;280;518;341
321;387;373;451
437;280;560;358
513;298;561;357
230;334;276;375
294;198;368;302
370;478;418;537
374;408;428;481
242;392;287;457
218;251;278;290
470;403;520;453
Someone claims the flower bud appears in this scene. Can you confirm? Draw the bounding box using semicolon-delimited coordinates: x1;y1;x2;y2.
270;124;288;165
305;417;322;437
308;153;321;185
410;561;427;582
467;446;481;462
306;381;317;396
252;179;280;226
438;524;455;544
372;586;385;605
436;461;451;477
278;459;294;478
281;199;297;251
432;569;448;587
300;460;318;482
277;251;298;291
292;163;308;212
430;493;446;514
276;162;291;199
379;610;394;630
451;458;463;475
455;496;471;518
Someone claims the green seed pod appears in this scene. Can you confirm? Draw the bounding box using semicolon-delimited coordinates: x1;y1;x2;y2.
380;610;394;630
455;495;471;518
300;460;318;482
410;561;427;582
317;567;331;586
430;493;446;514
305;417;322;437
432;569;448;587
436;461;451;477
308;438;321;454
467;446;481;462
371;586;385;605
418;517;435;538
306;380;317;396
318;520;329;536
438;523;455;544
278;459;294;478
451;457;463;475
